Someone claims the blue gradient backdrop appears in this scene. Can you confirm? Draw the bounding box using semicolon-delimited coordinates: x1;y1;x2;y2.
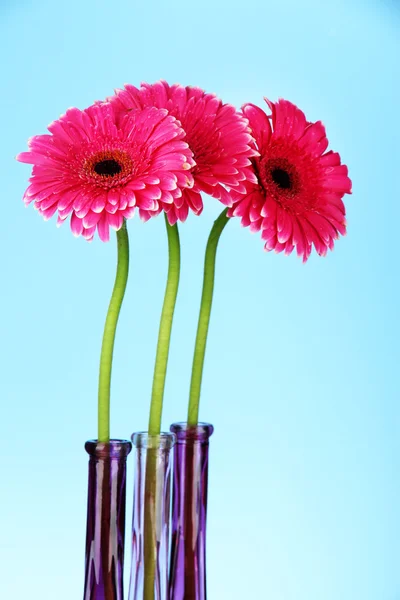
1;0;399;598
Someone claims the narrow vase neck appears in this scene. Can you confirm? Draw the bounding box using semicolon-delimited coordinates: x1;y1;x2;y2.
169;423;214;600
128;432;175;600
83;439;132;600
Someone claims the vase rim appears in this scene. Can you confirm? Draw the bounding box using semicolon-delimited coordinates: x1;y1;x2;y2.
85;439;132;458
170;422;214;441
131;431;176;450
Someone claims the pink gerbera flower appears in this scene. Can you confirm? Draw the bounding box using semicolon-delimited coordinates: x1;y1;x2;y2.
228;99;352;261
17;103;195;241
108;81;258;224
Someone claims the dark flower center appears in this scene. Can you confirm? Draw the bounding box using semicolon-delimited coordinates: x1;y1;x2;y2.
94;159;122;177
271;167;292;190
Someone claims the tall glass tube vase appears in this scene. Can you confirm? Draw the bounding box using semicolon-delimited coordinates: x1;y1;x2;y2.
83;439;132;600
128;432;176;600
169;423;214;600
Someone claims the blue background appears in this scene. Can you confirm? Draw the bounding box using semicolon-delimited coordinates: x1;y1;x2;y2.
1;0;399;598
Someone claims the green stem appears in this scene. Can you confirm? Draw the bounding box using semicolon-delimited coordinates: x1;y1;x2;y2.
97;221;129;442
148;215;181;434
187;208;230;425
143;447;157;600
143;215;181;600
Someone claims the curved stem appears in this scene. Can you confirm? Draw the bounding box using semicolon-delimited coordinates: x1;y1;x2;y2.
97;221;129;442
188;208;230;425
143;216;180;600
148;215;181;435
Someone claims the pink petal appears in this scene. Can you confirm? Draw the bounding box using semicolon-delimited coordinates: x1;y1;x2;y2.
82;226;96;241
97;214;110;242
305;211;338;242
108;188;120;206
319;151;341;167
242;103;272;150
40;204;58;221
70;212;84;236
91;195;106;213
107;213;124;230
83;211;102;229
298;121;328;157
266;98;307;141
276;208;293;244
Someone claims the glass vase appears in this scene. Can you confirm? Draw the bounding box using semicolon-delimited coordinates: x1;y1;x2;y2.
83;439;132;600
169;423;214;600
128;432;176;600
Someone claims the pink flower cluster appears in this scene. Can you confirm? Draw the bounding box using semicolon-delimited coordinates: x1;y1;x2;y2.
18;81;351;259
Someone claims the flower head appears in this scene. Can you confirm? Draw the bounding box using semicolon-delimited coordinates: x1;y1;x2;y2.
17;103;195;241
228;99;352;261
109;81;258;224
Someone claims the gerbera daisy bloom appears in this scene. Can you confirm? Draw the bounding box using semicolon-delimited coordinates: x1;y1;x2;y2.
228;99;352;261
17;102;195;241
108;80;258;224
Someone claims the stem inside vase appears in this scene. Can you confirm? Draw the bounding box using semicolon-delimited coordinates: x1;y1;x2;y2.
129;432;175;600
83;439;132;600
169;423;214;600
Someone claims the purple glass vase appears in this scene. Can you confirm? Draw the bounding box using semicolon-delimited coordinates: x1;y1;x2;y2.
83;439;132;600
169;423;214;600
128;432;176;600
